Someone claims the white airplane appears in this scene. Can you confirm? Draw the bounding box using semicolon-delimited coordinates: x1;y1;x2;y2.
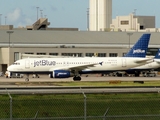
7;33;152;81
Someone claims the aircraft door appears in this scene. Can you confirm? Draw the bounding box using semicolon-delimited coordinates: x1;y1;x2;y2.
121;58;126;67
25;59;30;69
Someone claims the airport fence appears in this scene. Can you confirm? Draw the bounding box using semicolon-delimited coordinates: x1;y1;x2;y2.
0;92;160;120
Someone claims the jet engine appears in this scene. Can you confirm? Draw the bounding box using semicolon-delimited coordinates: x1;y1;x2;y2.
50;70;71;78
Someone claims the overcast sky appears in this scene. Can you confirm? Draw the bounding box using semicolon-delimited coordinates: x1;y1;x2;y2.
0;0;159;30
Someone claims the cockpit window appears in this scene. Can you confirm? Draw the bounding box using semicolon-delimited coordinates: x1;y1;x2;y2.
13;62;20;65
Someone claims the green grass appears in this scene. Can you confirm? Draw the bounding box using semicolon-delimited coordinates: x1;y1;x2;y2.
1;81;160;119
15;81;160;87
0;93;160;119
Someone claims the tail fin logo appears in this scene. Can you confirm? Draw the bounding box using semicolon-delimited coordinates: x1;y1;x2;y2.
133;49;145;54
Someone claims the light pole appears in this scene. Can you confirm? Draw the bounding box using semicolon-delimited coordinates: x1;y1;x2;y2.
87;8;89;31
7;31;14;65
5;16;7;25
134;9;137;30
7;31;14;48
40;9;43;18
0;14;2;25
36;7;39;20
127;33;133;50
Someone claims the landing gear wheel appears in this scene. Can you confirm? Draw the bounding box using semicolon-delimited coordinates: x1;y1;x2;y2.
73;76;81;81
78;76;81;81
25;78;29;82
49;74;53;78
134;72;140;77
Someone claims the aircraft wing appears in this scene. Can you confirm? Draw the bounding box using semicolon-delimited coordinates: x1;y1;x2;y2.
49;62;103;71
134;58;153;64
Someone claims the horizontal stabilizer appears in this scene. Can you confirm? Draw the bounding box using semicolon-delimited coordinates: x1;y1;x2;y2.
153;59;160;64
134;58;153;64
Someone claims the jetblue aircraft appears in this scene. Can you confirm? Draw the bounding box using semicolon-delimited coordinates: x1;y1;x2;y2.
7;33;152;81
124;49;160;76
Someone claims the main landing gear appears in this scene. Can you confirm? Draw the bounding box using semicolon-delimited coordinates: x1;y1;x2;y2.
134;71;140;77
73;76;81;81
25;78;29;82
72;70;81;81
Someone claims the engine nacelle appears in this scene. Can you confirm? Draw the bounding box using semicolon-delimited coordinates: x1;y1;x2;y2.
52;70;71;78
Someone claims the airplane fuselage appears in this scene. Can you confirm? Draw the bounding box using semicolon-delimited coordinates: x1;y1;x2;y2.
8;57;152;74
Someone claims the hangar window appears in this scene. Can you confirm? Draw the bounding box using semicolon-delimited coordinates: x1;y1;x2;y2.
13;62;20;65
147;48;159;56
37;53;46;55
85;53;94;57
98;53;106;57
49;53;58;56
122;53;127;57
121;20;129;25
140;25;144;30
25;52;34;54
14;52;20;62
75;53;82;57
61;53;82;57
61;53;67;56
109;53;118;57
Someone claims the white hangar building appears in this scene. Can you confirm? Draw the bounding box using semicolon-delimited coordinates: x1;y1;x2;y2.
0;29;160;73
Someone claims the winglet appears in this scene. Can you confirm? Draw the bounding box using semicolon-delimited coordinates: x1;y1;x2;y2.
124;33;151;58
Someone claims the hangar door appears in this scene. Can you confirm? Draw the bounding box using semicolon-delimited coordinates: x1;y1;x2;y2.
2;64;7;74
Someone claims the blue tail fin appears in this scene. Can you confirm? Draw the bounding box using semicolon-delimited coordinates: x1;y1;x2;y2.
124;33;151;57
154;49;160;59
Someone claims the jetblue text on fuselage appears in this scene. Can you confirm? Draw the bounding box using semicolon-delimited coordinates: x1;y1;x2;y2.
34;60;56;67
133;49;145;54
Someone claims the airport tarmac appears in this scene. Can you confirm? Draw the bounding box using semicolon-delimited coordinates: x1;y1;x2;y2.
0;75;160;93
0;74;160;83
